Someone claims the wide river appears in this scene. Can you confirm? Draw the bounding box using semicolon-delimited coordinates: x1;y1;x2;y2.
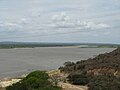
0;47;115;78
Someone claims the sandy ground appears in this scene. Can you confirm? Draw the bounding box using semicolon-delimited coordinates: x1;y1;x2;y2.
58;82;88;90
48;70;88;90
0;79;21;88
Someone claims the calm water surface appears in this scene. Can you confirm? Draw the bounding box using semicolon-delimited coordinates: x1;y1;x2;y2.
0;47;115;78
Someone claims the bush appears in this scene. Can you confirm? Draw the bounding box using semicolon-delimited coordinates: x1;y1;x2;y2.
6;71;61;90
67;74;89;85
88;75;120;90
25;71;49;80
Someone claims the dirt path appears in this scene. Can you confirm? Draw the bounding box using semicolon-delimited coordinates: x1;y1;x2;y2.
58;82;88;90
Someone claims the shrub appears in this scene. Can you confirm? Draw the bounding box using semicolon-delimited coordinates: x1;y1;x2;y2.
6;71;61;90
88;75;120;90
67;74;89;85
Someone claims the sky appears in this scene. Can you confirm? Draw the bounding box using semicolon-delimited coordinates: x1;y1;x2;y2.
0;0;120;43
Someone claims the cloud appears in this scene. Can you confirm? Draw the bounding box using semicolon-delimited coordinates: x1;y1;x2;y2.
0;22;21;30
77;21;110;29
52;12;70;22
50;12;110;31
20;18;28;24
0;22;17;27
0;12;110;36
0;18;37;33
49;12;75;29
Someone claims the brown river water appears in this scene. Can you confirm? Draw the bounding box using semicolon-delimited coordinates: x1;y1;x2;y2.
0;47;115;78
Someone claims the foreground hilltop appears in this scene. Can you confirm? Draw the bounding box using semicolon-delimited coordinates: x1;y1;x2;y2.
59;48;120;90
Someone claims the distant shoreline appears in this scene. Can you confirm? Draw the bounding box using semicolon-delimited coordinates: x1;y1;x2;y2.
0;46;118;49
0;42;119;49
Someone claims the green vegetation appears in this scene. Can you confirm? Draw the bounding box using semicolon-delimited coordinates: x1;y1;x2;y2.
59;48;120;90
68;74;89;85
0;44;70;49
67;74;120;90
0;42;76;49
0;42;119;49
88;75;120;90
6;71;61;90
80;44;120;48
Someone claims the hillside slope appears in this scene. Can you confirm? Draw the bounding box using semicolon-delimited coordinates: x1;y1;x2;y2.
59;48;120;90
60;48;120;76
